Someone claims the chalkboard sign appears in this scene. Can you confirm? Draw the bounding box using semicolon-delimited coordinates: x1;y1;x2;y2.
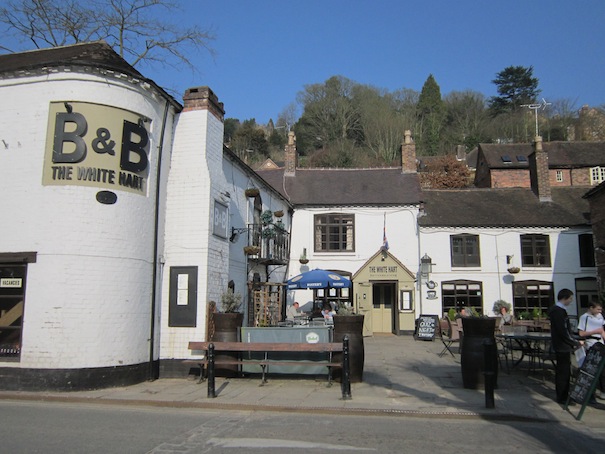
568;342;605;420
416;315;439;341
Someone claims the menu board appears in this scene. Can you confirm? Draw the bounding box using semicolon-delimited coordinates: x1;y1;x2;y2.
416;315;438;341
569;343;605;420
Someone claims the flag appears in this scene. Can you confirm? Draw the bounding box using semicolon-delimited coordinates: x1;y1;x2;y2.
383;213;389;250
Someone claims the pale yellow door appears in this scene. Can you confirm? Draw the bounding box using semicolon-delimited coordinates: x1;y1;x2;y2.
372;283;395;334
357;289;373;336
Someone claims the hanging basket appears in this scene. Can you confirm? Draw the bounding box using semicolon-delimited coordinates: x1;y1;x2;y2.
507;267;520;274
245;188;259;198
273;210;284;218
244;245;260;255
299;258;309;264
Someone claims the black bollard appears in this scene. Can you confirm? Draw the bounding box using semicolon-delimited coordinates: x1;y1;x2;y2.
207;343;216;398
483;338;496;408
341;336;352;400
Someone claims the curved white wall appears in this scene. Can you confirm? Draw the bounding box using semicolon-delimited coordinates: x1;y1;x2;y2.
0;71;175;369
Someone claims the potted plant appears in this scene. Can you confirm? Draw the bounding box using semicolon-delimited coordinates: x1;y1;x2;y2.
333;302;365;383
260;210;273;225
212;290;244;377
244;245;260;255
299;253;309;264
245;187;259;198
492;299;512;315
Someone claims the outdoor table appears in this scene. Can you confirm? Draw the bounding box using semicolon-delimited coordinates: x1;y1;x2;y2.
496;332;552;372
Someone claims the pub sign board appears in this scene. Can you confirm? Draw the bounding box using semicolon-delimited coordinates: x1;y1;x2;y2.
415;314;439;341
43;101;151;196
568;342;605;420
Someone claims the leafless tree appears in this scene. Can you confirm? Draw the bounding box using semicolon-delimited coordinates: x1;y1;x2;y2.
0;0;215;72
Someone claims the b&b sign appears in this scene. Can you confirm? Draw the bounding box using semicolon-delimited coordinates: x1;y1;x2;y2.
416;314;438;341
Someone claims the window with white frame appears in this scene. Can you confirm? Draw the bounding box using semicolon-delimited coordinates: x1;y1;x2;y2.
590;166;605;185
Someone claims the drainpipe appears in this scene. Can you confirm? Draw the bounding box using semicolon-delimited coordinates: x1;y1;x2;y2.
149;100;171;381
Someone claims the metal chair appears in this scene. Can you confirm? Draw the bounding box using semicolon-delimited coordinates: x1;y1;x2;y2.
439;318;460;357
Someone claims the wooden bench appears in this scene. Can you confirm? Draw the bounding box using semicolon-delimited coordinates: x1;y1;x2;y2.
185;338;352;399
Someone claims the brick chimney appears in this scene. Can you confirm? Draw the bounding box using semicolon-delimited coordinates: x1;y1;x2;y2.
284;131;297;176
529;136;551;202
401;130;417;173
182;86;225;121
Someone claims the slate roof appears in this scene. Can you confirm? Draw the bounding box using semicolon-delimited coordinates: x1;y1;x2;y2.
0;41;180;109
479;142;605;169
418;187;590;228
256;167;422;206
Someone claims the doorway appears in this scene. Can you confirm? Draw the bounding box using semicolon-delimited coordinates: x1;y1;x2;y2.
372;282;397;334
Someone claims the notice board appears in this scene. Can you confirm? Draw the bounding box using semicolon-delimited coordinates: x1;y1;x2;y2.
568;342;605;420
415;315;439;341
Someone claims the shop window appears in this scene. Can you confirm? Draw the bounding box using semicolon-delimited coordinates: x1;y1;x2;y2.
513;280;553;316
441;280;483;315
520;234;551;267
314;213;355;252
0;263;27;361
450;234;481;267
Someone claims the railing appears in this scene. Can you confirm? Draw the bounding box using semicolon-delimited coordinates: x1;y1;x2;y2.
245;223;289;263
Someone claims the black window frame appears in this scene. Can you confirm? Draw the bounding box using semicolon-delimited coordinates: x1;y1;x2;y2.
450;234;481;267
441;280;483;315
579;233;595;267
520;234;551;267
512;280;554;317
314;213;355;252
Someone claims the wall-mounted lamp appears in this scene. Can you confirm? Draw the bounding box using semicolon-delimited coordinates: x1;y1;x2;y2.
420;253;434;278
230;227;249;243
506;255;514;264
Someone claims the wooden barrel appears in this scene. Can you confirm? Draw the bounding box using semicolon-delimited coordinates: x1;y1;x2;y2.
460;318;497;389
333;315;365;383
210;313;243;377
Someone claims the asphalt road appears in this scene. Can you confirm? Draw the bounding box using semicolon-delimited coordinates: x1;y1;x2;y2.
2;400;604;453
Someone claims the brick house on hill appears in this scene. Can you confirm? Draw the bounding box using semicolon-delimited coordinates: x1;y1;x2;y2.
475;141;605;189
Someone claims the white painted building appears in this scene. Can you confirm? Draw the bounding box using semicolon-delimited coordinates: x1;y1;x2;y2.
0;43;291;390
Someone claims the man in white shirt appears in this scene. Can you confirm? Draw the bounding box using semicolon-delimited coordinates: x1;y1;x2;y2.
579;301;605;349
286;302;301;320
578;301;605;399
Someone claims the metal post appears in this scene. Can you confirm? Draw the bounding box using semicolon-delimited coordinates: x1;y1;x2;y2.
483;338;496;408
207;343;216;398
341;336;352;400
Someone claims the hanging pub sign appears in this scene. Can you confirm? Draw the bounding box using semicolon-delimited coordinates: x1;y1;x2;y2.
42;101;151;195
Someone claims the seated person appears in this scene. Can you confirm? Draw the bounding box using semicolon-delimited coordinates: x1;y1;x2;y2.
321;302;336;320
499;306;515;329
286;302;302;320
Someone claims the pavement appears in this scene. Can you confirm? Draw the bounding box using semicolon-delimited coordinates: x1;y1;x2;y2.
1;334;604;429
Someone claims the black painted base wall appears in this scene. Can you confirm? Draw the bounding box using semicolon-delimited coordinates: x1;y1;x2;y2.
0;362;153;392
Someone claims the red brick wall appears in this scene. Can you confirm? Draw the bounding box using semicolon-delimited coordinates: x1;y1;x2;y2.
587;188;605;292
491;169;530;188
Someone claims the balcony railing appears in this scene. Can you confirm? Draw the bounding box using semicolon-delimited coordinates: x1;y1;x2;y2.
244;223;289;264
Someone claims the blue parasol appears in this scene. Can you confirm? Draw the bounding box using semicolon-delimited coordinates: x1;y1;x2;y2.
287;269;351;290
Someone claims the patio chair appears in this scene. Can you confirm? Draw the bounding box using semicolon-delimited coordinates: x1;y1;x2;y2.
439;317;461;357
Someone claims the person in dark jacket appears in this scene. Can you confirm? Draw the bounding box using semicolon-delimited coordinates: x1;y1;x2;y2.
547;288;582;404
